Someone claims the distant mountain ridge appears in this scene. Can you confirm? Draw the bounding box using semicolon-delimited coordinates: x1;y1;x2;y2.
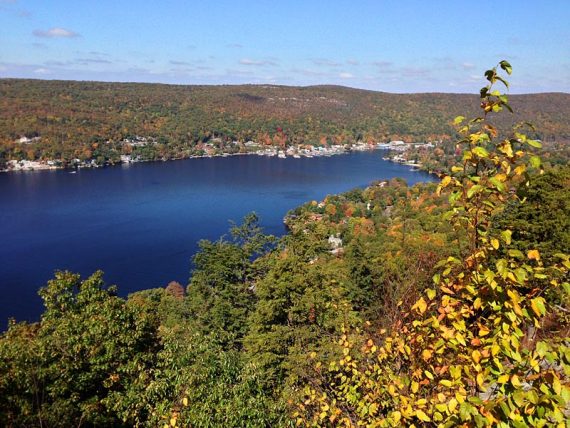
1;79;569;151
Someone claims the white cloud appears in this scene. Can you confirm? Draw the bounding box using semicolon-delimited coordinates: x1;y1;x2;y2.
239;58;277;66
339;72;353;79
33;27;80;38
462;62;476;70
33;68;50;74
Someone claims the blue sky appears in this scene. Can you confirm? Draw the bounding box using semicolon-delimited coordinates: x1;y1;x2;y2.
1;0;569;93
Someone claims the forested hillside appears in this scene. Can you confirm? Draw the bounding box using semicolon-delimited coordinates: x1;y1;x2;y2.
0;65;569;427
1;79;570;168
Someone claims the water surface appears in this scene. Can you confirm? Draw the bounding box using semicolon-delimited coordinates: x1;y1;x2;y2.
0;152;435;325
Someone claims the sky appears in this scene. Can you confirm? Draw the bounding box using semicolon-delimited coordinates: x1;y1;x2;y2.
0;0;569;93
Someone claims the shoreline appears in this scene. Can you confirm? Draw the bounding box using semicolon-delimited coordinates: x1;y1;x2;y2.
0;143;387;174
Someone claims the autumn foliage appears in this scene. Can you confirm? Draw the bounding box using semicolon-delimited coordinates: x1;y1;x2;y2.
296;63;570;427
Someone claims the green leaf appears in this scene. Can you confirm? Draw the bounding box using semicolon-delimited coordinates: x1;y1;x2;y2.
527;139;542;148
499;60;512;75
508;249;524;259
489;177;506;192
529;155;541;168
501;230;512;245
495;75;509;88
472;146;489;158
467;184;483;198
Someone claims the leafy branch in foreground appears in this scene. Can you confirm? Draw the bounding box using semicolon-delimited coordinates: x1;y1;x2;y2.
296;62;570;427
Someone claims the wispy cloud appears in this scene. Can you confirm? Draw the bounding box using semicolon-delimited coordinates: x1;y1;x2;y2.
33;27;80;38
346;59;359;66
75;58;112;65
462;62;476;70
339;72;353;79
44;60;69;66
88;51;109;57
311;58;341;67
170;60;191;66
226;43;243;48
239;58;277;66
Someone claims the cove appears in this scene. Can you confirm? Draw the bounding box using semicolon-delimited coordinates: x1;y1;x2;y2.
0;151;435;325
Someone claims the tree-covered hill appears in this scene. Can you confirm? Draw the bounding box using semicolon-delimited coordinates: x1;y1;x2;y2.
1;79;569;166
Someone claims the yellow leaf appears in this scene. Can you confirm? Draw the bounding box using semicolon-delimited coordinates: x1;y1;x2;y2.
413;297;428;314
511;375;522;388
435;403;447;412
369;403;378;415
411;381;419;393
473;297;482;309
170;417;177;427
527;249;540;261
441;176;452;187
448;398;458;413
514;164;526;175
182;397;188;406
476;373;485;388
530;298;546;317
491;238;500;250
552;375;561;395
422;349;432;361
498;374;509;384
472;350;481;364
416;409;431;422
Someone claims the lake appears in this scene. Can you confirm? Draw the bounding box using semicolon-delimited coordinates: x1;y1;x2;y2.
0;151;435;326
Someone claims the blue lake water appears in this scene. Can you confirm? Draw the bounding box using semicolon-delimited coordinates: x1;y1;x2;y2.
0;151;435;326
